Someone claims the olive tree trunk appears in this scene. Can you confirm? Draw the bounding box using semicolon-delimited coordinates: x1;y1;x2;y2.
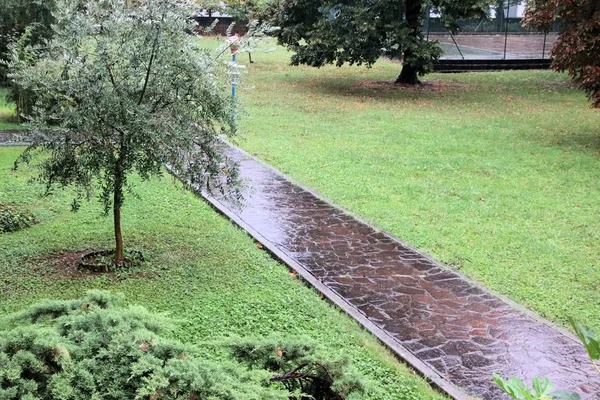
113;157;125;265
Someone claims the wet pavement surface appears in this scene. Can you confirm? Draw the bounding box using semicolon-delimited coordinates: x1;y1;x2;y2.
198;144;600;399
2;130;597;399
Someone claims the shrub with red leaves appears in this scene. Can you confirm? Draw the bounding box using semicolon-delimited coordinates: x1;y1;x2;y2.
524;0;600;108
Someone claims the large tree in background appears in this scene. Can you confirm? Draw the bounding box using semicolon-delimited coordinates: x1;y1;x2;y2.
0;0;56;83
9;0;238;265
524;0;600;108
268;0;492;84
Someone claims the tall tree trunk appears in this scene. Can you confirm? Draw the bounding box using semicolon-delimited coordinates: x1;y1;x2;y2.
113;159;125;265
396;64;421;84
396;0;423;84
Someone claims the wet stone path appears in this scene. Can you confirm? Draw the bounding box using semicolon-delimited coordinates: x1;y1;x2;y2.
199;144;600;399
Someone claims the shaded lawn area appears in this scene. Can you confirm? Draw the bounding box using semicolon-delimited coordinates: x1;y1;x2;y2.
0;147;444;400
0;87;22;131
234;46;600;332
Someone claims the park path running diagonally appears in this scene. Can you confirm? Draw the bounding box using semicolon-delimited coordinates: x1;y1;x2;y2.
192;142;600;400
2;130;597;399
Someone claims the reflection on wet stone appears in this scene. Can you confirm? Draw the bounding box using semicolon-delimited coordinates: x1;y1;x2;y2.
205;145;600;399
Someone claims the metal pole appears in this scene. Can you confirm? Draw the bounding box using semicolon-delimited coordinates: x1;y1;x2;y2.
426;7;430;41
232;52;236;121
542;31;547;59
232;53;237;99
503;0;510;59
450;33;465;60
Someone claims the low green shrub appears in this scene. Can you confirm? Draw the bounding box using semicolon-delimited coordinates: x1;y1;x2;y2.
229;337;363;400
0;291;364;400
0;202;35;233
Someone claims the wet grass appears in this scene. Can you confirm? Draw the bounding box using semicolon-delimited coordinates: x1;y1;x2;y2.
233;44;600;332
0;147;445;400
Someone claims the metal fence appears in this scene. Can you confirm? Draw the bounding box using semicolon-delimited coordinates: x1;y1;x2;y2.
424;4;560;60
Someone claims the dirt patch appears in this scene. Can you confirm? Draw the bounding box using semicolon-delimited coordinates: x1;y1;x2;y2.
353;79;473;92
30;251;102;278
29;250;156;280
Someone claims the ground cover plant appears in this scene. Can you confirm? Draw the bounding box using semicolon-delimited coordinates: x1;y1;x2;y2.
0;146;445;400
229;42;600;333
0;202;35;233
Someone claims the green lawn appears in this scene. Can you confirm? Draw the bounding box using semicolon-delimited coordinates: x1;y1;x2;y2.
0;147;444;400
234;45;600;332
0;87;22;131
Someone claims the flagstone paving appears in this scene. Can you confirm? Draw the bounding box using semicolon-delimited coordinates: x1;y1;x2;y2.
196;143;600;400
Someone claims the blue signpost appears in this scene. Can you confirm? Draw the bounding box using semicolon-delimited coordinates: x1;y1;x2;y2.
228;34;240;122
232;52;236;100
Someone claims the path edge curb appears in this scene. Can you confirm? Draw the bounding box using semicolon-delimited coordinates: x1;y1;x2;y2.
166;164;472;400
222;139;582;344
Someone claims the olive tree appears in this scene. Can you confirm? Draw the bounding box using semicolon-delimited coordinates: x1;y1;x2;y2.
10;0;239;265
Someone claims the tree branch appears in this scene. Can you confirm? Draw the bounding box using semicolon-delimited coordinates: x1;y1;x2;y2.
138;24;161;106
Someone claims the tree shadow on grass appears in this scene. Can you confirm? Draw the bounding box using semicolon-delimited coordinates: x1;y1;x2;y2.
292;75;475;104
287;74;600;153
542;129;600;153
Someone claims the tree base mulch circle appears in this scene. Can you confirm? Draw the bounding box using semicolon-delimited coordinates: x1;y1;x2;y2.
79;249;145;273
28;250;157;279
354;80;473;92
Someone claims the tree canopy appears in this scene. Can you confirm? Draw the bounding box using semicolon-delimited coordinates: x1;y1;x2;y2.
267;0;492;84
9;0;239;265
0;0;56;83
524;0;600;108
226;0;268;26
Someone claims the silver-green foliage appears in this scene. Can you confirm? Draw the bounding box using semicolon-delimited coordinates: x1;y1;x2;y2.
9;0;239;260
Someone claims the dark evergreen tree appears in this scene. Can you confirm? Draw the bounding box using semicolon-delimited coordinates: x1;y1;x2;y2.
0;0;56;83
